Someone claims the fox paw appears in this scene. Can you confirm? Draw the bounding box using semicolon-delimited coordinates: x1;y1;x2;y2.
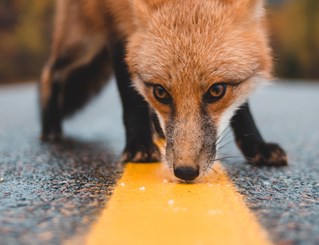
120;141;161;163
40;132;62;142
247;143;288;167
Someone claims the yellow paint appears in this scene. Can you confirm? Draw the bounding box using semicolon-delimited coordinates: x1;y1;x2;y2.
85;163;272;245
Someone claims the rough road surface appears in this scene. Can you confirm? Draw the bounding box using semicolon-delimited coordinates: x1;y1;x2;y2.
0;81;318;245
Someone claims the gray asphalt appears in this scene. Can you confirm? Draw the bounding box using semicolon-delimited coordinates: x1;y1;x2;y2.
0;82;124;245
0;81;318;245
223;82;319;245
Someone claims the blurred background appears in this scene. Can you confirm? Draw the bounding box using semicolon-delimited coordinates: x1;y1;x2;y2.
0;0;318;84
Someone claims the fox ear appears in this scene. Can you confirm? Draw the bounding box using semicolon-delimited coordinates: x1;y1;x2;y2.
221;0;265;20
131;0;166;28
248;0;265;19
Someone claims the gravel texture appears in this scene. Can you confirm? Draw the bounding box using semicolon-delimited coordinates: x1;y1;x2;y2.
0;81;318;245
0;82;123;245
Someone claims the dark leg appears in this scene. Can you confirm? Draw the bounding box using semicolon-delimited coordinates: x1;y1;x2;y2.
39;47;112;141
112;42;160;162
39;0;111;142
40;79;63;141
231;102;288;166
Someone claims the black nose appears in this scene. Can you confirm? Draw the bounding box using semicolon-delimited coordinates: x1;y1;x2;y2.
173;166;199;181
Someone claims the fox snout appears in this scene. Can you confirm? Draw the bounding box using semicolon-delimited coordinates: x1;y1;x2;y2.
164;107;217;181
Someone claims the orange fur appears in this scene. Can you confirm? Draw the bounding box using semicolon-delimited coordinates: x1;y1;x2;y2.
46;0;273;178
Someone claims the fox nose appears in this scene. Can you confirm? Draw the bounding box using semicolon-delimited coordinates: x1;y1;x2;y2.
173;166;199;181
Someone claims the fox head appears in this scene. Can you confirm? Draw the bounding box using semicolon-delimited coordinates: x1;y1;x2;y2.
126;0;272;181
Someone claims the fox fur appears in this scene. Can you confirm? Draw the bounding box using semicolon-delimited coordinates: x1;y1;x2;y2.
40;0;287;181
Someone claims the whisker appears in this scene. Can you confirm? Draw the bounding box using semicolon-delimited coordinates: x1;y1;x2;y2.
213;156;242;161
208;166;218;173
215;126;231;143
205;165;216;173
217;125;230;138
216;135;234;148
216;133;233;147
216;126;232;144
213;154;257;164
216;139;234;151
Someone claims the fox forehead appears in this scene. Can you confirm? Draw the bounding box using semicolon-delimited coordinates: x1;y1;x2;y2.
127;0;271;87
134;33;263;88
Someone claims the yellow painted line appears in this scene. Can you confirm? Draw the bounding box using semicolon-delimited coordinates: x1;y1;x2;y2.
85;163;272;245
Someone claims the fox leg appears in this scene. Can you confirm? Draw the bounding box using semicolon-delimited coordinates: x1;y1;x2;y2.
39;44;111;141
113;42;161;162
231;102;288;166
40;67;63;141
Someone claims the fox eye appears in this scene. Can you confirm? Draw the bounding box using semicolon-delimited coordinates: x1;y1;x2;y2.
204;83;227;103
153;85;171;104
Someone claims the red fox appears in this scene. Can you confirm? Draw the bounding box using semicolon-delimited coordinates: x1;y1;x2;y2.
40;0;287;181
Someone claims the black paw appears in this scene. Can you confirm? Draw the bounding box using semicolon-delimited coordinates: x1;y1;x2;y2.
40;131;62;142
120;141;161;163
247;143;288;167
41;119;62;142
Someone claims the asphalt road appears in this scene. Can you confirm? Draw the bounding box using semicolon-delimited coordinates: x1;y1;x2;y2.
0;81;318;245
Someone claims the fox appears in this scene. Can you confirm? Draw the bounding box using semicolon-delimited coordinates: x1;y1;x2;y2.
39;0;288;181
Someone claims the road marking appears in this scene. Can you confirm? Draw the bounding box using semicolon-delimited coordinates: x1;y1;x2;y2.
85;163;272;245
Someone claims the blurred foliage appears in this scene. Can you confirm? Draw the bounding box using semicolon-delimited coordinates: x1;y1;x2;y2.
0;0;318;84
268;0;319;80
0;0;54;83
